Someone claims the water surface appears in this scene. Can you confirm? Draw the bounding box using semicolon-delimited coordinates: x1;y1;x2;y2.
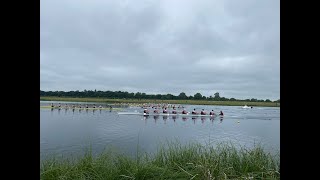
40;101;280;160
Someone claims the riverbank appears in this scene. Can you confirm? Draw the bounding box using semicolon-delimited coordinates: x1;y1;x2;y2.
40;96;279;107
40;142;280;179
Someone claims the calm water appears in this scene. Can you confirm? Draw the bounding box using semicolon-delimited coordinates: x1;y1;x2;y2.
40;101;280;160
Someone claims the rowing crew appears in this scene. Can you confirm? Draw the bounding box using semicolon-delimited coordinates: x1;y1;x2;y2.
191;109;223;116
143;107;223;116
50;103;109;109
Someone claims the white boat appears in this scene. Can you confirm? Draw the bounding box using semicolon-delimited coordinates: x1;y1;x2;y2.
117;112;220;117
242;105;252;109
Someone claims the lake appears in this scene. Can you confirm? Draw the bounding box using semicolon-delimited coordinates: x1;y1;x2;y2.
40;101;280;160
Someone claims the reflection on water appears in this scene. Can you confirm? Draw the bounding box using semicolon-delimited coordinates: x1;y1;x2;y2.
138;115;225;124
41;102;280;160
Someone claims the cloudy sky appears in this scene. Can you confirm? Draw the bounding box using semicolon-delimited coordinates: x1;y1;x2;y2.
40;0;279;100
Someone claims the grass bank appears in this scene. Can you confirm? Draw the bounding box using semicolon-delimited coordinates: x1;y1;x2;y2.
40;142;280;179
40;96;279;107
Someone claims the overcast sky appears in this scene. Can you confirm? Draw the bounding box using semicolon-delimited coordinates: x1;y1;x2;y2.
40;0;279;100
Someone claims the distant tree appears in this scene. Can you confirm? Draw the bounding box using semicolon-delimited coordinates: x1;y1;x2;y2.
220;97;227;101
40;90;45;96
213;92;220;100
141;93;147;99
222;97;229;101
164;94;174;100
194;93;203;100
250;98;257;102
40;89;276;103
178;92;187;100
135;92;142;99
155;94;162;99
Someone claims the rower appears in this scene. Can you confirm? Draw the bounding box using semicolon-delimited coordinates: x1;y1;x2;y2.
86;104;89;108
153;108;159;114
99;105;102;108
209;110;215;115
93;104;96;108
219;111;224;116
172;107;177;114
163;108;168;113
201;109;206;115
58;103;61;108
51;103;54;108
182;109;188;114
192;109;197;114
143;108;149;114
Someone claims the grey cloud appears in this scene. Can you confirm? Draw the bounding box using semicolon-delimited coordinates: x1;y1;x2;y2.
41;0;279;100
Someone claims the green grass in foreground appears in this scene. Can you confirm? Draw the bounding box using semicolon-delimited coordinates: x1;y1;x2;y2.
40;96;279;107
40;142;280;180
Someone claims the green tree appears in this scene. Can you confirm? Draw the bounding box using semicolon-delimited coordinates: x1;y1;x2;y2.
135;92;142;99
194;93;203;100
213;92;220;100
141;93;147;99
178;92;187;99
250;98;257;102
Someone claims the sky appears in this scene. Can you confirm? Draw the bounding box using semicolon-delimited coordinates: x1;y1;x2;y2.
40;0;280;100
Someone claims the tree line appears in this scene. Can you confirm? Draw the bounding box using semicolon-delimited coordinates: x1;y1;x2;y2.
40;90;280;103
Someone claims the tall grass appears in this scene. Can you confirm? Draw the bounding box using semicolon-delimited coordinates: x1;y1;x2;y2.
41;142;280;179
40;96;279;107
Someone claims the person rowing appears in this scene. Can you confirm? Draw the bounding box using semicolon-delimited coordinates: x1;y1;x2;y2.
172;107;177;114
143;108;149;114
209;110;215;115
163;107;168;113
51;103;54;108
201;109;207;115
86;104;89;109
182;109;188;114
153;108;159;114
99;105;102;108
219;111;224;116
192;108;198;114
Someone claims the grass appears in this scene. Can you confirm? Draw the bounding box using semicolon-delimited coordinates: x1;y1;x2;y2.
40;142;280;180
40;96;280;107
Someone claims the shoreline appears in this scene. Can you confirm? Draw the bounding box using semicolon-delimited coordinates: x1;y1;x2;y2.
40;96;280;107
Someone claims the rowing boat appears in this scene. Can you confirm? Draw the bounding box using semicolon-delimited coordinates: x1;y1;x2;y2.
242;105;252;109
117;112;221;117
40;106;122;110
